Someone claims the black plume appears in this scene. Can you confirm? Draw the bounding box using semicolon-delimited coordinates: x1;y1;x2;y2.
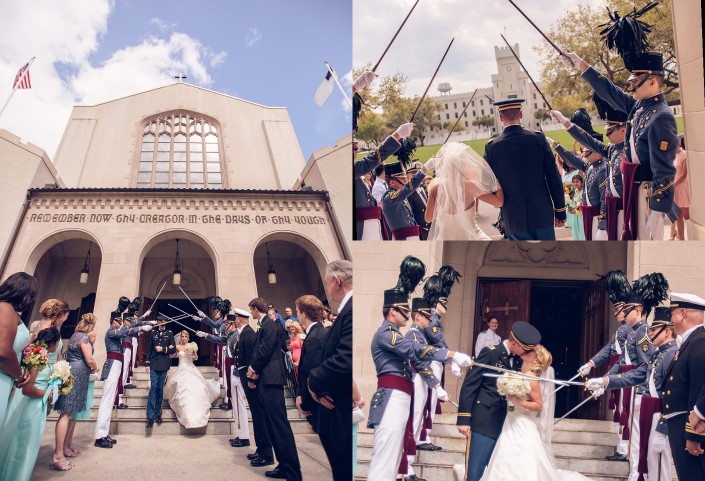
570;108;594;133
603;270;631;304
394;138;416;170
126;296;143;315
592;92;611;122
209;296;222;312
117;296;131;313
438;265;462;298
395;256;426;297
597;2;659;71
423;275;442;307
633;272;669;314
353;92;363;131
218;299;232;315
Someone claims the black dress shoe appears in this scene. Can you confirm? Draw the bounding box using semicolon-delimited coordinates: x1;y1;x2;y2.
117;403;128;409
146;420;154;428
250;457;274;467
229;437;240;443
247;452;260;460
416;442;441;451
230;439;250;447
155;416;163;425
106;435;117;445
605;453;628;461
94;437;113;448
124;383;136;389
264;468;287;479
405;476;426;481
219;402;231;410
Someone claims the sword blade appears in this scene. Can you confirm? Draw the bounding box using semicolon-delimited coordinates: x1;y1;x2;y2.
481;372;578;386
444;88;478;144
554;394;595;426
158;313;197;334
506;0;564;55
178;286;199;311
554;373;581;394
372;0;421;73
500;34;553;111
168;303;193;317
472;361;585;386
410;37;455;123
149;281;167;311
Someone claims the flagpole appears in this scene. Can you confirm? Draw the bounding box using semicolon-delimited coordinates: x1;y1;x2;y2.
324;61;352;108
0;57;35;118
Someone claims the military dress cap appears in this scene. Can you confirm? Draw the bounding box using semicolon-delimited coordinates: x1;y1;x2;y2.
650;307;673;328
624;292;644;308
627;52;665;80
669;292;705;311
384;161;407;178
110;311;123;321
234;308;250;318
411;297;433;316
384;288;410;309
493;98;525;112
509;321;541;351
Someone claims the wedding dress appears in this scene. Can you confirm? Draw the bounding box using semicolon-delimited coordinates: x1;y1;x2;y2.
163;350;220;429
427;142;500;240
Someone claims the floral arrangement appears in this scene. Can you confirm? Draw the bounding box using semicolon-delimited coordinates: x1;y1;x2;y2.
50;360;74;395
21;340;49;374
563;184;576;205
184;342;198;355
496;372;531;412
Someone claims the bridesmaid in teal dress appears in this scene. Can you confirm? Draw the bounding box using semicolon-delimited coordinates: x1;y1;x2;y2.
0;272;38;431
0;327;63;480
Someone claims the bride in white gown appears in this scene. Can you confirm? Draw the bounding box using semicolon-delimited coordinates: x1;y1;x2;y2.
469;345;594;481
425;142;504;240
163;330;220;429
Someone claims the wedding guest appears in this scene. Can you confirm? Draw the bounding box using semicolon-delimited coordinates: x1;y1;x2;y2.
568;175;586;241
283;307;298;323
671;135;690;241
0;272;38;427
287;320;304;375
71;330;98;422
557;153;579;229
54;314;98;462
475;316;501;357
294;295;327;428
0;327;62;478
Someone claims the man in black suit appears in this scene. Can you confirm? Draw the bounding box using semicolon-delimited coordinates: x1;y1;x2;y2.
248;298;301;481
662;293;705;480
294;295;328;429
144;318;176;428
484;99;566;240
309;260;353;481
456;321;540;481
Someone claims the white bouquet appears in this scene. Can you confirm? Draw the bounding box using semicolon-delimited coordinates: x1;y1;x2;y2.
50;360;74;395
184;342;199;355
496;372;530;412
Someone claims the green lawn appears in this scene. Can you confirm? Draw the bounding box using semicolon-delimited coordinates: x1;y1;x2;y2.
357;116;684;164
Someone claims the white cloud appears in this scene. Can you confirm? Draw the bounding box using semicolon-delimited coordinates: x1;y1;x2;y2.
0;1;224;159
149;17;177;33
245;27;263;47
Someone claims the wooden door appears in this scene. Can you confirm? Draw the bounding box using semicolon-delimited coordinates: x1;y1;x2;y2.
474;279;532;353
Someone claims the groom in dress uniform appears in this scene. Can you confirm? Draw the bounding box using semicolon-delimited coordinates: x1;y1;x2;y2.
456;321;540;481
144;316;176;428
485;99;566;240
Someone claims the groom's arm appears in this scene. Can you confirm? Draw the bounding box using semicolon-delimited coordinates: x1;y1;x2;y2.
457;346;494;426
166;332;176;355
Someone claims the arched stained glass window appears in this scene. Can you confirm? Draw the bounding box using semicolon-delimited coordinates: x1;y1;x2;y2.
137;113;223;189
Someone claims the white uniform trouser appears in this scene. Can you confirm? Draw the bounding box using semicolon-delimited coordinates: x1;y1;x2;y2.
119;346;133;403
402;236;420;241
131;337;138;370
627;394;643;481
361;219;382;240
615;209;625;241
637;182;664;240
220;347;227;387
367;390;410;481
399;373;429;477
94;360;122;439
616;388;628;455
646;412;672;481
420;361;443;443
231;373;250;439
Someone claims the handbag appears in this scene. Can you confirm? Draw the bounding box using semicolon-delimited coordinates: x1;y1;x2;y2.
352;406;365;425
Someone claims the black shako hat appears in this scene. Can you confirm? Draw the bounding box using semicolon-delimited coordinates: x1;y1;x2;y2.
411;297;433;317
650;307;673;328
384;289;409;310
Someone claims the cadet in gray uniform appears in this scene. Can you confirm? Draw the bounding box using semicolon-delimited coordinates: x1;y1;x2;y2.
382;159;434;240
366;288;471;481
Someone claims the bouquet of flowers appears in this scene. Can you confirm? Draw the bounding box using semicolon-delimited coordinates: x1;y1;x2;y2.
21;340;49;375
184;342;198;355
50;360;74;396
563;184;576;205
496;372;531;412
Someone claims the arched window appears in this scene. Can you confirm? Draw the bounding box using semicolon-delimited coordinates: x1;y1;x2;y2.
137;113;223;189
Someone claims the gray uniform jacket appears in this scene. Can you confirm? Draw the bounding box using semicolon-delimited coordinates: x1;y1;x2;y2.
592;321;629;369
101;324;141;380
567;124;625;199
607;319;655;394
423;312;448;349
381;170;425;234
368;320;448;428
405;325;441;389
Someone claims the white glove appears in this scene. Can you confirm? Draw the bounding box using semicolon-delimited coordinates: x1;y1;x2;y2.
410;161;423;172
652;431;668;453
353;70;376;91
591;387;605;399
545;136;556;149
424;157;437;171
595;229;608;241
149;320;158;325
192;315;201;321
550;110;569;126
436;386;449;402
578;362;592;377
453;352;473;368
586;377;605;391
140;325;152;332
395;123;414;139
143;309;151;317
560;52;583;70
196;330;207;338
197;310;206;318
451;362;462;377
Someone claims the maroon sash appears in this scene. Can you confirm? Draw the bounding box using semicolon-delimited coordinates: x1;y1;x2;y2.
392;225;420;240
435;368;445;415
608;354;620;416
421;387;433;441
356;206;382;221
580;204;601;240
637;396;661;481
107;352;124;407
605;194;623;240
620;364;636;440
620;161;640;240
378;375;414;474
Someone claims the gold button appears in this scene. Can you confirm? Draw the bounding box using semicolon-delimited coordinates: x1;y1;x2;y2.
670;376;674;380
668;391;671;395
666;404;670;409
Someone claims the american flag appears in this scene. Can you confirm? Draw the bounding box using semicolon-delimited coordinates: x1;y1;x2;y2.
13;62;32;89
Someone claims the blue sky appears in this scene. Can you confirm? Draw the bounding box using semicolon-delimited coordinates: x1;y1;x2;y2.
0;0;352;161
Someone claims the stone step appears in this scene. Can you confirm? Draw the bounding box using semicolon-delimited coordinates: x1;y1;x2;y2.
93;390;296;408
48;404;304;421
130;370;220;382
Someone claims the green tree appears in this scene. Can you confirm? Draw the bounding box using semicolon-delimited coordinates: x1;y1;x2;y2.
473;115;495;128
534;108;551;121
355;111;387;147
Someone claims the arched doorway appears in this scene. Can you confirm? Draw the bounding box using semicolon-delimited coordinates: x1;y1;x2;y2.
137;233;218;366
25;231;103;337
252;233;329;315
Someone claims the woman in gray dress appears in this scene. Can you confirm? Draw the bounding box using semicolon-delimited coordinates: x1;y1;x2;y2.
54;314;98;458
